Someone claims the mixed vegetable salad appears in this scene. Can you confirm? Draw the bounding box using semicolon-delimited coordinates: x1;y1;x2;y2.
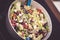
10;1;49;40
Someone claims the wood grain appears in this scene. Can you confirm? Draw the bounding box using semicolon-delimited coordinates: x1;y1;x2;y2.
45;0;60;22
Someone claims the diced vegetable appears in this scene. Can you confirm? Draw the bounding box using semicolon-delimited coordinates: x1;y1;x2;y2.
46;26;50;32
17;31;22;36
28;24;33;30
24;5;31;10
19;24;24;30
13;14;17;19
17;16;20;22
28;9;33;14
37;34;43;40
37;8;42;13
15;2;21;10
22;23;29;29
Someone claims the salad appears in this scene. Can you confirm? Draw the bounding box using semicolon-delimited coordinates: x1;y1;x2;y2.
10;1;49;40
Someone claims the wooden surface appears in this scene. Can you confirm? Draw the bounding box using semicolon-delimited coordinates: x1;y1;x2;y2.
53;0;60;1
45;0;60;22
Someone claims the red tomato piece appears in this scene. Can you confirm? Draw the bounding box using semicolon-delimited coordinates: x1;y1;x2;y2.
37;8;42;13
11;20;16;24
12;23;16;27
11;20;17;27
22;23;29;29
28;9;33;14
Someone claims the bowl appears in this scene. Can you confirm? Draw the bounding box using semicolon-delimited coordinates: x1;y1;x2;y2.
6;0;52;40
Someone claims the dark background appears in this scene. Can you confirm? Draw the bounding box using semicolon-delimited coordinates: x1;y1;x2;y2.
0;0;60;40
